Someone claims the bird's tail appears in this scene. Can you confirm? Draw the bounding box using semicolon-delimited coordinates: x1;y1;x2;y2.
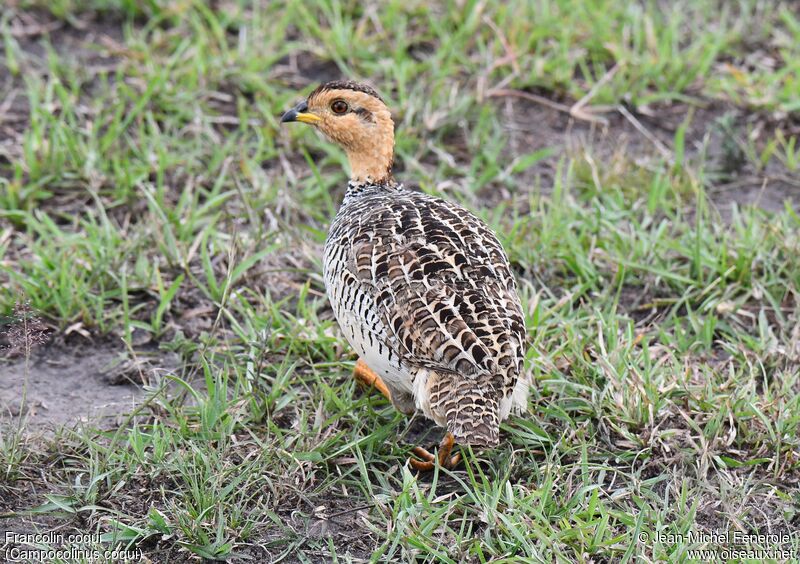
429;374;500;447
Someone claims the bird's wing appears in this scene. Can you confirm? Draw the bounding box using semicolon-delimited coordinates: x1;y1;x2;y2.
349;192;525;382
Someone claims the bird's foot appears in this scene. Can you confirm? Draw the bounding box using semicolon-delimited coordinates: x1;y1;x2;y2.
408;432;462;471
353;358;392;402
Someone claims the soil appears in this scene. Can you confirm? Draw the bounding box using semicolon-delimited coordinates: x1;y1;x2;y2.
0;339;175;433
491;94;800;214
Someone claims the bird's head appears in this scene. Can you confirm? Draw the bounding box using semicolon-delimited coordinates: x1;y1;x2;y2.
281;80;395;185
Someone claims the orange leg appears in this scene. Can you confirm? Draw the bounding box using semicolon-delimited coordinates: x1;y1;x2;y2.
353;358;392;402
353;361;462;471
409;432;462;471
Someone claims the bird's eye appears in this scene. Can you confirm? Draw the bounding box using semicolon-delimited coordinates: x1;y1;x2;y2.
331;100;349;115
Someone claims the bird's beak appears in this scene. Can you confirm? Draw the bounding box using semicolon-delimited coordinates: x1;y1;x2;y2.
280;100;321;124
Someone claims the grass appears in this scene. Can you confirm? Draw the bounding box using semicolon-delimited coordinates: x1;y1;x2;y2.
1;0;799;561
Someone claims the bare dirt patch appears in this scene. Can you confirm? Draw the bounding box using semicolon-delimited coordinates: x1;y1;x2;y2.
0;340;175;432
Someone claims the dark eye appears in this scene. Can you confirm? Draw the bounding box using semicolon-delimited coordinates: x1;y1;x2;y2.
331;100;349;115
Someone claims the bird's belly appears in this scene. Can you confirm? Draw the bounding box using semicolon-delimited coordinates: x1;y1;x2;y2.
334;307;412;393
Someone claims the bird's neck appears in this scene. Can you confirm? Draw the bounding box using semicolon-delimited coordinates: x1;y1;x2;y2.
345;127;395;186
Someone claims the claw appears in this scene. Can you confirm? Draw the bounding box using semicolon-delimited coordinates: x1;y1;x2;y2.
408;432;461;471
352;361;463;472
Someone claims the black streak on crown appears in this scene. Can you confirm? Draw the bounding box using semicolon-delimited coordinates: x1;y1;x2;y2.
308;80;383;102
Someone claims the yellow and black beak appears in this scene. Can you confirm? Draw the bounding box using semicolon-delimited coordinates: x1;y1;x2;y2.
280;100;321;124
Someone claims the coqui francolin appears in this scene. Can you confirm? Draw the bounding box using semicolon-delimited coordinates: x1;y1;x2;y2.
281;80;528;470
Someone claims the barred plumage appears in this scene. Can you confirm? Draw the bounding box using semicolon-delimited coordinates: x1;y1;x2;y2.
324;184;528;446
282;80;529;465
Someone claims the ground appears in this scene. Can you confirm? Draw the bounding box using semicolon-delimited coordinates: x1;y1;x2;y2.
1;0;799;562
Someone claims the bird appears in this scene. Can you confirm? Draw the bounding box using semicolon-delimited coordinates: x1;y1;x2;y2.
281;80;528;470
